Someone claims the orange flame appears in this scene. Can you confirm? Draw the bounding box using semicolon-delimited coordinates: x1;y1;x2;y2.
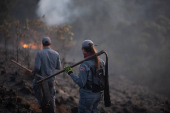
20;41;38;49
23;44;28;48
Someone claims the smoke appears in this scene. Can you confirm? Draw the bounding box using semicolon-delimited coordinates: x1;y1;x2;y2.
36;0;88;25
36;0;153;67
2;0;170;99
36;0;152;26
36;0;170;98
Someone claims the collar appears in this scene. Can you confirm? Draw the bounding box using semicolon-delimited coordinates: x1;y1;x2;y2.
43;47;51;49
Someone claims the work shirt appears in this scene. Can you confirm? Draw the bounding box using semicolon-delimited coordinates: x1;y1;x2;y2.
70;59;105;92
32;47;61;81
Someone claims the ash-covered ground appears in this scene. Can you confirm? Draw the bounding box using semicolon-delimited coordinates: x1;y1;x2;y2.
0;60;170;113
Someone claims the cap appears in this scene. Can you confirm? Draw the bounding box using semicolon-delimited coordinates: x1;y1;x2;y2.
82;40;96;48
42;37;51;45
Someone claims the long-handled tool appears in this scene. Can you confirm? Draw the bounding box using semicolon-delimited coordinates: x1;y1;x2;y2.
11;60;43;79
37;50;105;84
11;60;55;113
36;50;111;107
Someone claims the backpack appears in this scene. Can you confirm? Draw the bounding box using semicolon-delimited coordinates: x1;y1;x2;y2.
84;61;105;93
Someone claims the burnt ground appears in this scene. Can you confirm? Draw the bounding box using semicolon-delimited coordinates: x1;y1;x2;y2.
55;74;170;113
0;60;170;113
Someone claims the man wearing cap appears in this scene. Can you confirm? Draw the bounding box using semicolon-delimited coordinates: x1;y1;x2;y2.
32;37;61;111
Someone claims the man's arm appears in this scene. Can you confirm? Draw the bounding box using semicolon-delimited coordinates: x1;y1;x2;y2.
32;52;41;74
55;54;61;70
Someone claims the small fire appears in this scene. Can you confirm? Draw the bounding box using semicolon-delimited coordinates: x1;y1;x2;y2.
20;41;38;49
23;44;28;48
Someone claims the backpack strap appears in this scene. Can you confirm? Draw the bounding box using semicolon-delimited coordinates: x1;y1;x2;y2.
100;61;105;75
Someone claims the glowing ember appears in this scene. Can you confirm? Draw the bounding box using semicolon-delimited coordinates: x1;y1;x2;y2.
23;44;28;48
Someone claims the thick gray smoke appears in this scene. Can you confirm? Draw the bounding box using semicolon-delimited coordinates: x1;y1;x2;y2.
36;0;88;25
36;0;170;99
35;0;151;74
36;0;151;25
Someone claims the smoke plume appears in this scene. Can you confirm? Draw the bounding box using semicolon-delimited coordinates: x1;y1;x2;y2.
36;0;170;99
36;0;88;25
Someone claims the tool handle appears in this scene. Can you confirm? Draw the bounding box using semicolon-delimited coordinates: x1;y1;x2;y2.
11;60;44;79
36;50;105;84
